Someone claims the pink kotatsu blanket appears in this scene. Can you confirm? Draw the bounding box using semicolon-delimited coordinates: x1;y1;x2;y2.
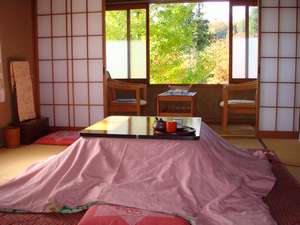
0;123;276;225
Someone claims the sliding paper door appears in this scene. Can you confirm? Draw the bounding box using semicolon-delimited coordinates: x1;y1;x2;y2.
259;0;300;134
36;0;104;128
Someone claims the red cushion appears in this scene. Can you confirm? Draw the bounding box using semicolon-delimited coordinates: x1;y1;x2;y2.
137;216;189;225
78;205;190;225
35;131;79;146
79;216;129;225
78;206;129;225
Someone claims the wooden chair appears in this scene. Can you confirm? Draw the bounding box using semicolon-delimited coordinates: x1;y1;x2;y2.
220;80;258;132
105;71;147;116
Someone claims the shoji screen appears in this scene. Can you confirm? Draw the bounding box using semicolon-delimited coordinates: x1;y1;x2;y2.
36;0;104;128
259;0;300;134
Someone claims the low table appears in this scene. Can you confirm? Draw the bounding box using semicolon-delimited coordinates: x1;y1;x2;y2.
157;90;197;116
80;116;201;140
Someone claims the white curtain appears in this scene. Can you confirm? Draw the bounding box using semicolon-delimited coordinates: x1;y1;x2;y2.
0;44;4;103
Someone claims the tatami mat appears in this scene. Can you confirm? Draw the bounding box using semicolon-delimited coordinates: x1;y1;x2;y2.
262;139;300;164
0;144;65;183
210;124;256;137
262;138;300;183
0;136;299;183
226;138;263;149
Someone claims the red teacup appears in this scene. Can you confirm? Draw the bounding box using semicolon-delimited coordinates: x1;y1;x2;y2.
166;121;177;133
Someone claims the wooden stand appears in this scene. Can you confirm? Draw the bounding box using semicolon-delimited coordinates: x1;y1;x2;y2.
20;117;50;145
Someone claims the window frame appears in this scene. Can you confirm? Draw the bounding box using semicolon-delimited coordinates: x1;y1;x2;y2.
105;4;149;83
105;1;258;85
229;1;258;83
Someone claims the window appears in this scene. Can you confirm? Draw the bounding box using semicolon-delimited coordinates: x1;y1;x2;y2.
231;4;258;80
150;2;229;84
105;6;147;79
105;1;258;84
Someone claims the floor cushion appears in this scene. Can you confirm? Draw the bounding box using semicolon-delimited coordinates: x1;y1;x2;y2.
35;131;80;146
78;204;190;225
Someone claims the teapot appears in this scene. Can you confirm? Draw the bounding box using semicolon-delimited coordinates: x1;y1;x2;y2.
153;117;166;132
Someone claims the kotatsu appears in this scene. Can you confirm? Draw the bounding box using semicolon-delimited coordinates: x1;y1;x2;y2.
0;123;276;225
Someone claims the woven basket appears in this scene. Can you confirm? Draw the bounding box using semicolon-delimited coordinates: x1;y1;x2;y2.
4;126;20;148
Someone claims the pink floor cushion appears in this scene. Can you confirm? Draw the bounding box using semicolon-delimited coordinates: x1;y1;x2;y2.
35;130;80;146
78;205;190;225
136;216;190;225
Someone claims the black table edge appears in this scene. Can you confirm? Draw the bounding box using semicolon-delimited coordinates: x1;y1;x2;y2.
80;131;199;140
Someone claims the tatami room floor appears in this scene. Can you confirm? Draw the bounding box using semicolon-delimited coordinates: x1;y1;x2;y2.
0;132;299;184
210;124;256;138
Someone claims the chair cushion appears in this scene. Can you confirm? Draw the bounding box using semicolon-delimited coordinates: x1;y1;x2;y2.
113;99;147;106
220;99;255;107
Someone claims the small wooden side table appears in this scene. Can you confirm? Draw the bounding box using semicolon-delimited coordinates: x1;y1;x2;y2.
157;91;197;116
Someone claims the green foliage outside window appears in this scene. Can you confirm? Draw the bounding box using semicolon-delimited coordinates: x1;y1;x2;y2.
150;3;228;84
106;10;146;40
106;11;127;40
249;7;258;37
106;3;257;84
